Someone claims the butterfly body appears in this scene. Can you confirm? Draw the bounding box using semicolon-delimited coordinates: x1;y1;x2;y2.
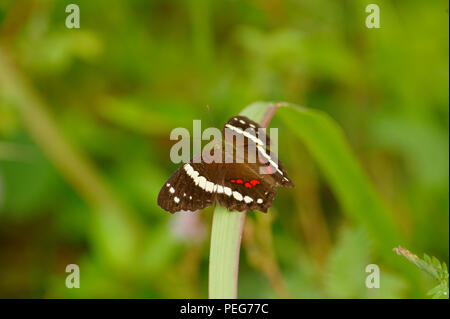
157;115;294;213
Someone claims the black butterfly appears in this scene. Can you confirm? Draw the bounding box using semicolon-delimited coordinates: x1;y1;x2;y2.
157;115;294;213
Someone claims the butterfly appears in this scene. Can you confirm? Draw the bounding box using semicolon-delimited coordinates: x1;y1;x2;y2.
157;115;294;213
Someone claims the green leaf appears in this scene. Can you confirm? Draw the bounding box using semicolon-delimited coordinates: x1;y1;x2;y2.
209;101;413;299
432;256;441;270
242;102;407;266
394;246;449;299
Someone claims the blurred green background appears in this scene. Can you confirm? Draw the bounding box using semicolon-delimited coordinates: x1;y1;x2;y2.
0;0;448;298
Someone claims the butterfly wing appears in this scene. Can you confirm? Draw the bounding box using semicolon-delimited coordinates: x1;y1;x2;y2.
215;162;277;213
223;115;294;189
157;161;218;213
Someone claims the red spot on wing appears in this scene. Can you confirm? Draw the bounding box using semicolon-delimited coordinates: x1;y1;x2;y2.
250;179;260;186
244;182;252;188
236;179;243;184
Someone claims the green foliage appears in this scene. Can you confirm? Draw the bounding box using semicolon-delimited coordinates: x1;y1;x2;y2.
0;0;448;298
325;228;371;298
277;103;404;263
394;246;449;299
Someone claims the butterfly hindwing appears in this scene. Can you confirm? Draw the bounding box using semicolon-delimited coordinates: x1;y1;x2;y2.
215;162;277;213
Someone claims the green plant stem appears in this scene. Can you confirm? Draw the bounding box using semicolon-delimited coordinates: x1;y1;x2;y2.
209;207;246;298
